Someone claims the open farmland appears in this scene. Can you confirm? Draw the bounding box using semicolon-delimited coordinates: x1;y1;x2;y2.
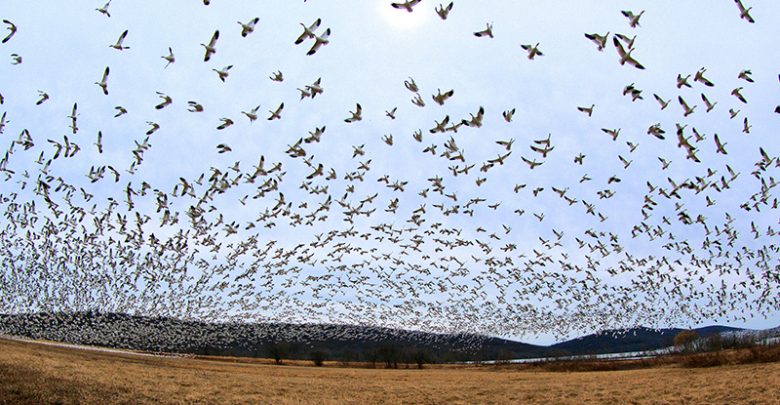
2;338;779;405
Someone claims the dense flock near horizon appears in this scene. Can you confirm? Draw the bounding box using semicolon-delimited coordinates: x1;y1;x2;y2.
0;0;779;345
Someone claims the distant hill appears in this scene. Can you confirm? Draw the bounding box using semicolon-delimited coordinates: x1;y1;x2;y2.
0;312;766;363
550;325;745;356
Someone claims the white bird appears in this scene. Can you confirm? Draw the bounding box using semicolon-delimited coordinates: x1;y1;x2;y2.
613;37;644;69
653;94;670;110
238;17;259;37
678;96;696;117
187;101;204;113
584;32;609;51
404;77;419;93
216;118;234;130
734;0;755;23
306;77;324;97
676;74;692;89
201;30;219;62
95;1;111;17
345;103;362;123
521;43;543;59
294;18;321;45
95;67;110;95
109;29;130;50
391;0;422;12
578;104;595;117
701;93;717;112
502;108;515;122
161;47;175;68
436;2;454;20
94;131;103;154
714;134;728;155
738;69;754;83
268;103;284;120
306;28;331;56
731;87;747;104
212;65;233;82
154;92;173;110
35;90;49;105
270;70;284;82
2;19;17;44
241;105;261;122
694;68;715;87
621;9;645;28
432;89;454;105
474;22;494;38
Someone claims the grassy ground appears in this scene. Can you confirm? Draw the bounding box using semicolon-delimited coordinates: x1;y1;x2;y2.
1;338;779;404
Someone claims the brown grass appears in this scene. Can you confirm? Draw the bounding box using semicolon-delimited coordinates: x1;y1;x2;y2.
2;338;779;405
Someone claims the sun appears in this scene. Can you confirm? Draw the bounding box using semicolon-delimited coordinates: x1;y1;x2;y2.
377;3;429;31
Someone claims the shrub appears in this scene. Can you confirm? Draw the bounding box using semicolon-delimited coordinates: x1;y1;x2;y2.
674;330;700;353
310;350;326;367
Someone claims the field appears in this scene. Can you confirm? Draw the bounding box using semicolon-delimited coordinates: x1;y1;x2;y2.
1;338;779;404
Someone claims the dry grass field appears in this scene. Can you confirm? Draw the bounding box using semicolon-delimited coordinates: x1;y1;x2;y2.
2;338;779;405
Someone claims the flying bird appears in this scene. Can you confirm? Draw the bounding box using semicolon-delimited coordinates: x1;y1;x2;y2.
613;33;637;50
432;89;454;105
161;47;175;68
96;1;111;17
212;65;233;82
295;18;322;45
584;32;609;51
35;90;49;105
653;94;670;110
621;10;645;28
734;0;755;23
521;43;543;59
678;96;697;117
238;17;260;37
201;30;220;62
187;101;204;113
578;104;595;117
474;23;494;38
216;118;234;130
109;29;130;50
268;103;284;120
404;77;419;93
345;103;363;123
613;37;644;69
2;20;17;44
155;92;173;110
391;0;422;12
701;93;717;112
241;105;261;122
436;2;454;20
694;68;715;87
738;69;754;83
307;28;331;56
95;67;110;95
731;87;747;103
502;108;515;122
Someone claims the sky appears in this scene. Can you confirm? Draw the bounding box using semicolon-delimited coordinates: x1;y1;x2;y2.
0;1;779;345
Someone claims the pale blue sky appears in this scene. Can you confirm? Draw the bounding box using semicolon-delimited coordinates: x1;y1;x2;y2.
0;1;779;345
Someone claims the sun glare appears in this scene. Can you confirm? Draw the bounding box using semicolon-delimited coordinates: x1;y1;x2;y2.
378;3;428;31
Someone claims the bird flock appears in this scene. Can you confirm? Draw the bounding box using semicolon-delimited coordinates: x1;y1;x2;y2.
0;1;779;344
